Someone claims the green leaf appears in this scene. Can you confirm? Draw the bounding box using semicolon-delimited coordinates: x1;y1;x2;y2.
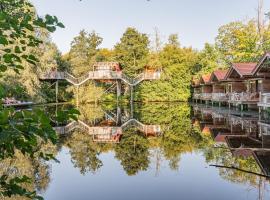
0;37;8;45
57;22;65;28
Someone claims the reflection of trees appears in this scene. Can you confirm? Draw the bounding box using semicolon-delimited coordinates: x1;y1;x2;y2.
204;145;262;187
134;103;212;171
115;130;150;176
0;142;56;199
63;131;104;175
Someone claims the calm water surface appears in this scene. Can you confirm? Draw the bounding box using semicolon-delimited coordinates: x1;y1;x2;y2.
6;103;270;200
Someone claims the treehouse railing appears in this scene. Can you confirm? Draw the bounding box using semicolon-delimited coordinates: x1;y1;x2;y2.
40;70;161;86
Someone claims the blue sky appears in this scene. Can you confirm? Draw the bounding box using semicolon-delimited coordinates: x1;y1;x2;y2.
31;0;270;53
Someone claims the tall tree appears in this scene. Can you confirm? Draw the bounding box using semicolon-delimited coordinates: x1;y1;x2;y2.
69;30;103;76
114;27;149;77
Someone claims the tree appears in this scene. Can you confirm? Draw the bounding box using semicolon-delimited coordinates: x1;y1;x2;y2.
68;30;103;76
136;34;197;102
114;27;150;77
193;43;224;78
215;20;263;63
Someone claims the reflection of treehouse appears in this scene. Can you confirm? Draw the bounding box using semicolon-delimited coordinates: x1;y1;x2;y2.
53;119;161;143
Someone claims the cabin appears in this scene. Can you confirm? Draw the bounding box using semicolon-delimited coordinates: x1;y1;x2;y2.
225;63;258;108
191;78;201;102
210;70;228;104
252;53;270;110
199;74;212;103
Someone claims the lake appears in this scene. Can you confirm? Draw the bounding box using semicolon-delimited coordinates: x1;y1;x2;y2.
3;103;270;200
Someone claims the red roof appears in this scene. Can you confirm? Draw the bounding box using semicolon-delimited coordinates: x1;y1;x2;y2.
201;74;211;84
232;63;257;76
252;52;270;75
225;63;257;79
211;70;228;81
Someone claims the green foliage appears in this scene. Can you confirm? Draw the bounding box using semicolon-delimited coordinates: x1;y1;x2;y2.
215;20;264;63
136;35;197;102
114;27;150;77
68;30;103;76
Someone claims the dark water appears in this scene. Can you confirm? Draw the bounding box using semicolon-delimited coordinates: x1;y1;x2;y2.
4;103;270;200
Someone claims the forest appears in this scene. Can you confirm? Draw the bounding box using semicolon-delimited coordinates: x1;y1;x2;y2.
1;0;270;199
2;2;270;103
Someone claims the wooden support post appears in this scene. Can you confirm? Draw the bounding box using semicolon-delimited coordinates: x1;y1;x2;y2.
240;104;243;112
55;80;59;103
116;106;121;126
219;102;221;107
76;86;79;108
130;85;134;103
116;80;121;102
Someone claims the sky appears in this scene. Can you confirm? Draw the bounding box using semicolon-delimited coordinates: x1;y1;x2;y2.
31;0;270;53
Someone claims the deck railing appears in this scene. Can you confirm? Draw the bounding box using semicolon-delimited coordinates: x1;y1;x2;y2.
200;93;212;100
229;92;259;102
193;93;201;99
212;93;228;101
258;93;270;107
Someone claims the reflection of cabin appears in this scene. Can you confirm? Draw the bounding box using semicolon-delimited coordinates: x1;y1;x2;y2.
252;53;270;110
92;127;122;143
210;70;228;103
225;63;258;107
253;151;270;176
225;135;262;149
199;74;212;102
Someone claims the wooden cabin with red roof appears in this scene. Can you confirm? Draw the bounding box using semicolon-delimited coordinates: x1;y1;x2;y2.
210;69;228;103
199;74;212;102
191;78;201;102
225;63;258;108
252;53;270;110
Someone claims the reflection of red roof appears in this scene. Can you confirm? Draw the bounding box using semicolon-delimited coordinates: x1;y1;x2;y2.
232;63;257;76
201;74;211;84
212;70;228;81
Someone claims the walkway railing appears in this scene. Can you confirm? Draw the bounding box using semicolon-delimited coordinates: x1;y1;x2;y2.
40;70;161;86
200;93;212;100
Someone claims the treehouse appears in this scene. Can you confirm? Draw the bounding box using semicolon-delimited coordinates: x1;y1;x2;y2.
252;53;270;110
209;70;228;103
225;63;258;108
199;74;212;102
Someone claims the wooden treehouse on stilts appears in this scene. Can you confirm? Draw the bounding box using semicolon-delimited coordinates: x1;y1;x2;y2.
39;62;161;102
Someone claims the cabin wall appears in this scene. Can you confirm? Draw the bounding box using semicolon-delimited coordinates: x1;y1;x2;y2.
213;84;225;93
202;85;212;93
262;79;270;93
232;82;246;92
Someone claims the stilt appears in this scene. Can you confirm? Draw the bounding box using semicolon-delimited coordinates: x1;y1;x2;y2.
76;86;79;108
116;80;121;102
130;85;134;103
219;102;221;107
240;104;243;112
55;80;59;103
116;106;121;126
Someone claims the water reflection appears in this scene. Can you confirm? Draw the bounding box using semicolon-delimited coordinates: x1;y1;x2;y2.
193;104;270;198
2;103;270;199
